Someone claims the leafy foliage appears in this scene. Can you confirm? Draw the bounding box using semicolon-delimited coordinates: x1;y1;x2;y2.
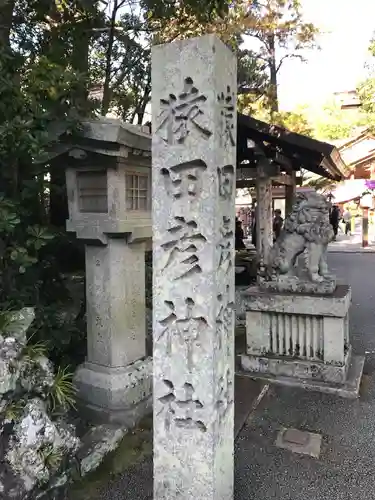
0;308;80;497
273;110;313;136
143;0;232;23
0;39;88;307
4;400;25;423
0;0;93;367
0;308;77;418
312;100;369;141
357;35;375;130
302;173;337;194
243;0;319;115
29;304;87;370
48;366;77;413
38;443;65;471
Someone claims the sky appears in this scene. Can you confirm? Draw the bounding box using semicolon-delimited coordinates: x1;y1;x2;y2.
115;0;375;118
268;0;375;111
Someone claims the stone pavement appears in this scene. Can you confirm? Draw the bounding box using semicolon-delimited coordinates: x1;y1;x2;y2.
74;253;375;500
328;219;375;253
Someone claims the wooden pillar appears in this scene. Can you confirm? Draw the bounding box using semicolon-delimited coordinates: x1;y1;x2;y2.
256;162;273;282
363;207;369;247
285;171;296;217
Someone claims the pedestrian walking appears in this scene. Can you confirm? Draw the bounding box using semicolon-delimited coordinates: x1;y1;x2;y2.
251;209;257;248
235;218;246;250
343;207;351;235
330;205;340;240
273;209;284;243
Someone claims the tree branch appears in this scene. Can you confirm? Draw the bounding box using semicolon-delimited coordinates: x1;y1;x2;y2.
238;86;266;96
245;31;270;50
276;53;305;73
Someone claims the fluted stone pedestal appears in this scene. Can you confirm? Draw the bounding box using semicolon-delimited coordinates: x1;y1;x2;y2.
239;285;364;398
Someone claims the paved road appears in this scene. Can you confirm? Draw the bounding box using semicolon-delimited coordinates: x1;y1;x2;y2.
81;253;375;500
330;253;375;368
329;219;375;252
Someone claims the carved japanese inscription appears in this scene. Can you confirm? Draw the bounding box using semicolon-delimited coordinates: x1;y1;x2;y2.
217;85;236;147
152;34;237;500
216;286;234;355
158;379;207;432
216;368;234;422
218;165;235;200
217;216;233;274
156;77;212;145
161;160;207;200
157;298;208;368
161;216;206;280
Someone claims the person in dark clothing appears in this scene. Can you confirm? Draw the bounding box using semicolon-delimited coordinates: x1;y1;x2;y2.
273;209;284;242
235;218;246;250
329;205;340;240
251;210;257;248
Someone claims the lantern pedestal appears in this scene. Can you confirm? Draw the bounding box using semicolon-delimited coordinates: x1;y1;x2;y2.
73;238;151;424
63;118;152;425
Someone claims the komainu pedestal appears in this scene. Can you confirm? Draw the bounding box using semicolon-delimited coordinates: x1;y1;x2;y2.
240;192;364;398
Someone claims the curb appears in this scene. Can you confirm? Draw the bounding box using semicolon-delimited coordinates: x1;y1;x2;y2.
328;248;375;254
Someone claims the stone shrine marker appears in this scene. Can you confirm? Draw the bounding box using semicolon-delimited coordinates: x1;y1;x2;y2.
152;35;237;499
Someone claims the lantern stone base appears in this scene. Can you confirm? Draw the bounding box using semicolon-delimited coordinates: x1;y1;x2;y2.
239;285;365;399
74;357;152;426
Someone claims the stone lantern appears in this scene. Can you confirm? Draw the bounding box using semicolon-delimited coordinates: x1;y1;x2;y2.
65;119;151;244
64;118;152;425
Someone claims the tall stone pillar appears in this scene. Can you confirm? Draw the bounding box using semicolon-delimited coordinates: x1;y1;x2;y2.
152;35;237;499
256;162;273;280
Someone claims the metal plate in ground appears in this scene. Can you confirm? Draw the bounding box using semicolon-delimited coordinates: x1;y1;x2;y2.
275;427;322;458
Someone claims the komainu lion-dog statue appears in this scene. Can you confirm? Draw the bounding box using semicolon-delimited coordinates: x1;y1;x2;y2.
265;191;335;292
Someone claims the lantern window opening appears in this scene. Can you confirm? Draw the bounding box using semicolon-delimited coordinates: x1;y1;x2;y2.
126;172;149;211
77;170;108;213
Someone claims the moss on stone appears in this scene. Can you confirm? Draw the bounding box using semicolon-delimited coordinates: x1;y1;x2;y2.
68;415;153;499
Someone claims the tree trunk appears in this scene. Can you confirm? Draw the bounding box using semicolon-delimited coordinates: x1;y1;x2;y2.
267;32;279;118
101;0;119;116
0;0;15;49
71;21;91;109
136;77;151;125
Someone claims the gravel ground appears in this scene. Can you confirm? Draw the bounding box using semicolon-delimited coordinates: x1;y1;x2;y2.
89;253;375;500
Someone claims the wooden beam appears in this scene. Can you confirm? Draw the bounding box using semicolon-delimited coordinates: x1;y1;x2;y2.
236;179;255;188
270;174;294;186
236;173;302;189
259;162;280;178
236;167;256;180
240;148;293;173
274;152;293;171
